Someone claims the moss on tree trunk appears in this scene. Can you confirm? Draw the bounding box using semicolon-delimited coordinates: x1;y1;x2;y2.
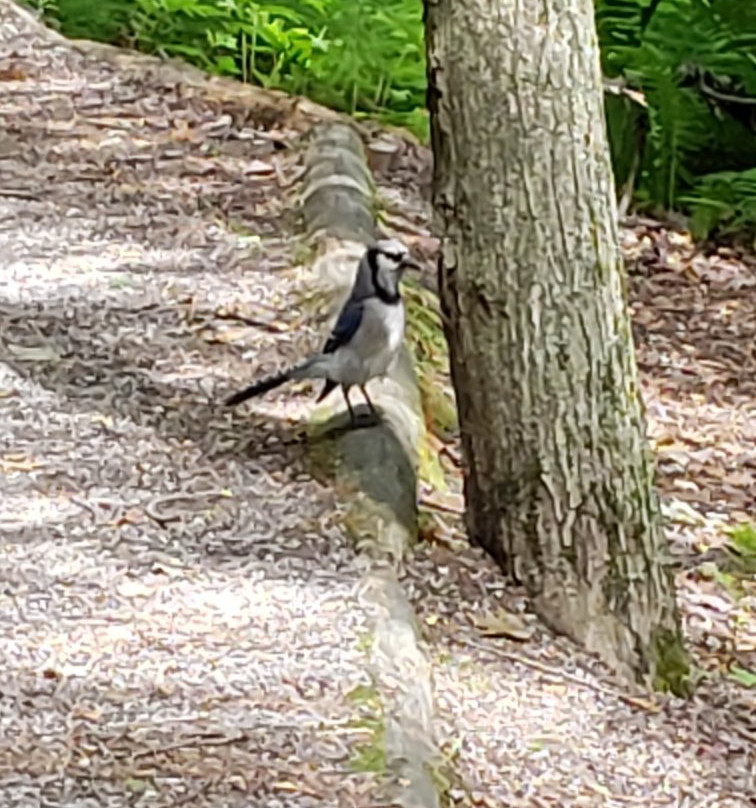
424;0;689;694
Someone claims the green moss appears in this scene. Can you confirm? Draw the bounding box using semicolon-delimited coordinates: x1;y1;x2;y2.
355;631;375;655
345;681;381;708
345;682;388;775
652;627;692;697
349;729;387;774
727;522;756;575
224;219;259;238
290;240;321;268
304;424;342;482
305;428;403;557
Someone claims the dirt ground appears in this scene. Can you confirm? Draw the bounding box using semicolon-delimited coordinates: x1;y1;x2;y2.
0;2;753;806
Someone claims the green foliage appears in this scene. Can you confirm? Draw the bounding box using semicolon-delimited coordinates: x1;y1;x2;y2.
725;521;756;574
25;0;756;231
402;275;458;495
344;683;387;774
728;522;756;556
696;522;756;601
28;0;133;40
697;561;745;601
651;626;692;697
403;277;457;439
680;169;756;238
26;0;426;136
729;666;756;689
597;0;756;231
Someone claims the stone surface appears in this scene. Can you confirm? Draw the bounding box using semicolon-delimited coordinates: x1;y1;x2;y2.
300;122;437;807
301;124;425;548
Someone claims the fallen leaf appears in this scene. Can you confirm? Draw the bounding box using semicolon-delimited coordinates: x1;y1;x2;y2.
273;781;300;792
420;490;464;515
6;343;60;362
473;608;535;641
170;119;196;142
244;159;275;175
197;326;250;344
0;67;25;80
0;454;41;472
662;499;705;526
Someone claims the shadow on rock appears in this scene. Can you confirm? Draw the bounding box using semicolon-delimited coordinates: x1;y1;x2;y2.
308;404;418;539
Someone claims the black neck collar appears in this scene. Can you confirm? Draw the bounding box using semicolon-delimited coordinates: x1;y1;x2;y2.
369;248;401;305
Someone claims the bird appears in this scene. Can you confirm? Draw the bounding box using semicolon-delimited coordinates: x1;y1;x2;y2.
224;238;420;425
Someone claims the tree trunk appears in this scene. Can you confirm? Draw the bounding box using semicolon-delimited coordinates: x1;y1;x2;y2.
424;0;689;692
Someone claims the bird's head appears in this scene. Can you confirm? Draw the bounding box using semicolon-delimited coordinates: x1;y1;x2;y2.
368;238;420;301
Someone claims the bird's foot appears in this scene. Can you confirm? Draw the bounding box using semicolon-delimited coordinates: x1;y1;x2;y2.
350;408;381;429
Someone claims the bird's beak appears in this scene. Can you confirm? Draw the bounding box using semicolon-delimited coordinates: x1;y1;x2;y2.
401;255;422;271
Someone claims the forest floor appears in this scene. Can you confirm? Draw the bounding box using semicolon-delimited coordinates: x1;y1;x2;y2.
0;2;753;806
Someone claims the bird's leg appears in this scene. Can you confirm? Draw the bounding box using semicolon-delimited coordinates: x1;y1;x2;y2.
342;385;357;425
360;384;380;421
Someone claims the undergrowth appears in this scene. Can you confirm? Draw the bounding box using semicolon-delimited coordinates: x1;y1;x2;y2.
599;0;756;236
403;276;457;496
25;0;756;236
29;0;426;137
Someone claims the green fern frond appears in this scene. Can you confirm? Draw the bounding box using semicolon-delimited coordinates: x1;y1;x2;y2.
679;168;756;237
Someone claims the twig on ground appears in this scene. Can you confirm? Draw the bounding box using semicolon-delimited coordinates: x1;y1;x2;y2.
144;489;231;526
212;308;291;333
131;731;246;759
0;188;40;200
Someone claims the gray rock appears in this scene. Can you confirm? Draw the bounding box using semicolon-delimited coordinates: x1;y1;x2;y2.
300;122;439;808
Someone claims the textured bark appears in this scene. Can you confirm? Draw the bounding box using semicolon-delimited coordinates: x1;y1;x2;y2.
424;0;689;692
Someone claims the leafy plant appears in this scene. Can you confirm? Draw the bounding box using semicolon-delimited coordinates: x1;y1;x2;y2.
725;522;756;573
728;522;756;555
697;560;745;601
729;666;756;689
597;0;756;225
26;0;133;40
680;169;756;238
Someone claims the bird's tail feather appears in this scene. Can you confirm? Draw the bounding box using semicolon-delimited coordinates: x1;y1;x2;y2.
316;379;339;403
224;355;330;407
224;370;291;407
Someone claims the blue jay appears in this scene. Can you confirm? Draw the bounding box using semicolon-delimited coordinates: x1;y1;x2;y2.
225;239;420;424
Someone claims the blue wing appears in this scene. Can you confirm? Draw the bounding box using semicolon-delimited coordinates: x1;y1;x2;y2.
323;298;364;354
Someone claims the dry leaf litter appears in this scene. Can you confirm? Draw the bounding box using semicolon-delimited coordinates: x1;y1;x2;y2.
0;2;754;807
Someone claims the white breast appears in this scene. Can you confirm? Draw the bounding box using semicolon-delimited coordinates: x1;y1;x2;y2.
382;301;406;355
363;299;405;381
329;298;406;387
